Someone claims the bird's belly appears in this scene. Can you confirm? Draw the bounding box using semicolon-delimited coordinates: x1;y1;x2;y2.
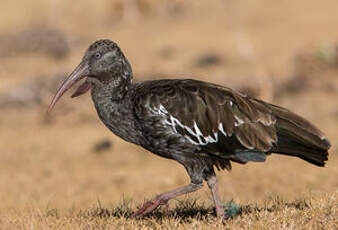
141;123;201;160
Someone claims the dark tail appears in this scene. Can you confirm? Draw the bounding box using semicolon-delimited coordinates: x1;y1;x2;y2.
266;103;331;166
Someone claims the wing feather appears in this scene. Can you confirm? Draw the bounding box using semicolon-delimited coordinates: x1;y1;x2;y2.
134;79;277;155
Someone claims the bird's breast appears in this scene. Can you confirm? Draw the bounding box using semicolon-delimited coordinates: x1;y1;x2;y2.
91;91;144;145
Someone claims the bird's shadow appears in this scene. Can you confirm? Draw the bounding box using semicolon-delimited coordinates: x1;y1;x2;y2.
84;197;312;223
88;199;213;222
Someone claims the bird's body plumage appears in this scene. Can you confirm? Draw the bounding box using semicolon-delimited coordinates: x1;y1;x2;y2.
48;40;331;218
91;78;329;170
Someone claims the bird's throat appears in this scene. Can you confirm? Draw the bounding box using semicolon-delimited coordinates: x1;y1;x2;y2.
71;80;91;98
90;76;132;102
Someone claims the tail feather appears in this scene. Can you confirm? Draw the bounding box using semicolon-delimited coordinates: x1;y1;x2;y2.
272;133;329;166
265;103;331;167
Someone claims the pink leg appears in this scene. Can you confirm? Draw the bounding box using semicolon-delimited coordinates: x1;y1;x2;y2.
132;183;203;217
207;175;225;217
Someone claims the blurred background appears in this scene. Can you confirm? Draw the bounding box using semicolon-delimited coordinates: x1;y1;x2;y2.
0;0;337;210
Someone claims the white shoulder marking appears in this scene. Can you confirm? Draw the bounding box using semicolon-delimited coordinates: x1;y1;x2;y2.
205;132;218;143
158;104;168;115
151;104;230;146
184;135;200;145
218;123;227;136
234;115;245;127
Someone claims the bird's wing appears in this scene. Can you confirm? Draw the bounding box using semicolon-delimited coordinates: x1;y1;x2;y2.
133;79;277;160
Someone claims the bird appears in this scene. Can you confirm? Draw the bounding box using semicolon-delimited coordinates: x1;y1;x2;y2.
48;39;331;218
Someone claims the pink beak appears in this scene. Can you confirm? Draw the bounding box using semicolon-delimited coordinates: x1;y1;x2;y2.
47;61;90;113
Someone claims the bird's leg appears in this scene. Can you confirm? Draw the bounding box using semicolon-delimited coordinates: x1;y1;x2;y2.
207;175;225;217
131;183;203;217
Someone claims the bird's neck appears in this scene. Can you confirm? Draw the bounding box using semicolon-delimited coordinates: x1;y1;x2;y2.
93;78;131;101
90;63;133;101
89;70;143;145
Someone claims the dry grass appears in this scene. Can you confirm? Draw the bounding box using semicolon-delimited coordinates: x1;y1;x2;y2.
1;193;337;229
0;0;337;229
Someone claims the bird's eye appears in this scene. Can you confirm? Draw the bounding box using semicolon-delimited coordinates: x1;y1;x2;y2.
95;52;101;59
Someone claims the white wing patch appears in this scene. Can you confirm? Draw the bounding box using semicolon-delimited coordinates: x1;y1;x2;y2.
150;104;228;146
218;123;227;136
234;115;245;127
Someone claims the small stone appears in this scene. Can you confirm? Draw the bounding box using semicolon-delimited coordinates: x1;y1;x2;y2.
195;53;223;68
92;139;113;153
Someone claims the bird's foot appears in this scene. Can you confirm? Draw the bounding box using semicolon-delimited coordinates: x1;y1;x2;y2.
215;205;225;218
131;194;169;218
211;207;231;222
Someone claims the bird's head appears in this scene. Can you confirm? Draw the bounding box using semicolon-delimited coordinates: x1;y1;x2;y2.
47;39;132;113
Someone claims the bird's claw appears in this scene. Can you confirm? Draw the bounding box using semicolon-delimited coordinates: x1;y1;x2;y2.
131;196;169;218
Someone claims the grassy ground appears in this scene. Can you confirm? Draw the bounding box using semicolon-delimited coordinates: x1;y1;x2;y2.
0;0;337;229
1;193;337;229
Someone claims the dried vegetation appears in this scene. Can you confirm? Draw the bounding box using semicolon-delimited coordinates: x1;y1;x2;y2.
0;0;337;229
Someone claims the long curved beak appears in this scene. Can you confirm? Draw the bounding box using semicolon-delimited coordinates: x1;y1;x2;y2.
47;61;89;113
